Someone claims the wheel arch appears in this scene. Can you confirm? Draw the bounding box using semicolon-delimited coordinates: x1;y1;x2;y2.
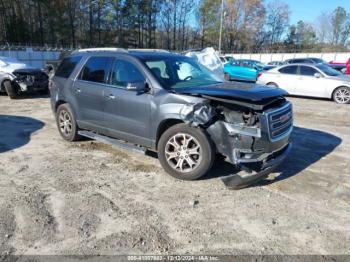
331;85;350;99
0;78;11;92
266;82;278;87
156;118;184;149
55;100;68;112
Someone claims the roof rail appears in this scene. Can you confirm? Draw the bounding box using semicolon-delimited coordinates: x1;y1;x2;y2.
128;48;171;53
73;47;128;54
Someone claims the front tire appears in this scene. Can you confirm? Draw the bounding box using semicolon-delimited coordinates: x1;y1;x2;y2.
333;86;350;104
4;81;19;99
56;104;81;141
158;123;215;180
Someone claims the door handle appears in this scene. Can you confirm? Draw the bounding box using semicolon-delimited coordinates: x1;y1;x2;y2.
106;94;116;100
75;88;81;93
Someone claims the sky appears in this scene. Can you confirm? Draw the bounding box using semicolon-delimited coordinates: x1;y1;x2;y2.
268;0;350;25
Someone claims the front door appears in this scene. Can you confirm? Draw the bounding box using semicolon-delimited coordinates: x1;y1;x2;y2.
73;56;114;131
294;65;327;97
275;65;299;94
103;58;152;147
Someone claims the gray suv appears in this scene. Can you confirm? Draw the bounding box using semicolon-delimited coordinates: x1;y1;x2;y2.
50;48;293;188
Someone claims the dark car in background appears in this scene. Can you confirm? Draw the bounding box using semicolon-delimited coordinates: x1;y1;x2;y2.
284;57;347;73
284;57;327;64
50;48;293;188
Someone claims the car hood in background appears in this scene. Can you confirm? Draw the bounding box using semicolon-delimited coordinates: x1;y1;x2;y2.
12;68;44;74
173;82;287;101
0;63;34;73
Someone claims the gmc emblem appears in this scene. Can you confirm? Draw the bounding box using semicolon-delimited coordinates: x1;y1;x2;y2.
279;113;291;123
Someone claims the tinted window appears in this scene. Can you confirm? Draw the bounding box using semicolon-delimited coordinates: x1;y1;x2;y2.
299;66;318;76
55;56;82;78
279;66;298;75
110;60;145;88
80;57;114;83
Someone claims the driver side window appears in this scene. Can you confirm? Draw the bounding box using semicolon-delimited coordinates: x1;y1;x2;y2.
110;60;145;88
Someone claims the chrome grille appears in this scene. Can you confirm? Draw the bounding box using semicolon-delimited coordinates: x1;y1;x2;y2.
266;102;293;141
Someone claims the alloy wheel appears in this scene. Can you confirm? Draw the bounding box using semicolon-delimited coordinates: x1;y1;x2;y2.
334;87;350;104
59;110;72;136
164;133;202;173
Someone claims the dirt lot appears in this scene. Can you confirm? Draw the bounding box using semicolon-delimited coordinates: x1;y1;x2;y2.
0;94;349;256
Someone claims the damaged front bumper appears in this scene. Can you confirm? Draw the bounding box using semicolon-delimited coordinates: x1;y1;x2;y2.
205;103;292;189
15;79;48;92
177;99;293;189
221;143;291;189
11;71;49;93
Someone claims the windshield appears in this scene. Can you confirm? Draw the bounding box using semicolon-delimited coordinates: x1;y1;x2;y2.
316;64;341;76
142;56;223;89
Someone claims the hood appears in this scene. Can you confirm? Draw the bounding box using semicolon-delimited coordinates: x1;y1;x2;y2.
0;63;35;74
173;82;287;102
12;68;44;74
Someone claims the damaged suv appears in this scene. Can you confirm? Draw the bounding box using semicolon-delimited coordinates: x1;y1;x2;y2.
0;56;49;99
50;48;293;188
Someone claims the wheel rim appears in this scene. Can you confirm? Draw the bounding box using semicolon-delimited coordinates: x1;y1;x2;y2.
165;133;202;173
58;110;72;136
334;88;350;104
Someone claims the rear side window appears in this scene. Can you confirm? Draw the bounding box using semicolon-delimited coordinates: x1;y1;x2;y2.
299;66;318;76
279;66;298;75
80;57;114;83
55;56;82;78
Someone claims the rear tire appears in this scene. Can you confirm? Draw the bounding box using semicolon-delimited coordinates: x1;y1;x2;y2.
56;103;81;141
158;123;215;180
4;81;19;99
333;86;350;104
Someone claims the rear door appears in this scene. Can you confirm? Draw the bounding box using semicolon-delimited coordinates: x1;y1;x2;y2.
294;65;327;97
103;57;152;147
275;65;298;94
73;56;114;131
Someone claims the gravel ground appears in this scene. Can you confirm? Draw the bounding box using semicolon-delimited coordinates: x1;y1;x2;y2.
0;94;349;256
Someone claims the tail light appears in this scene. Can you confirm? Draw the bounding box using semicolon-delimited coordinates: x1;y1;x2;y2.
257;72;262;78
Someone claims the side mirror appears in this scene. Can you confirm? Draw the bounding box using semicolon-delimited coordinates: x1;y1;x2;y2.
126;81;148;92
314;73;322;78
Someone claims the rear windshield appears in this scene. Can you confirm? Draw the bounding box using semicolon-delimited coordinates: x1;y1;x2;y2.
55;56;82;78
316;64;341;76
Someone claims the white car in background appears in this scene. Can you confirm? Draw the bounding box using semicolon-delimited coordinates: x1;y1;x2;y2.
257;63;350;104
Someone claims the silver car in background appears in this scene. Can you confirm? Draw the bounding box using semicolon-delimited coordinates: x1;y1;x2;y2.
257;63;350;104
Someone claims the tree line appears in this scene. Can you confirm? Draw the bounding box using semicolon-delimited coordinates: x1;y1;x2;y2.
0;0;349;53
